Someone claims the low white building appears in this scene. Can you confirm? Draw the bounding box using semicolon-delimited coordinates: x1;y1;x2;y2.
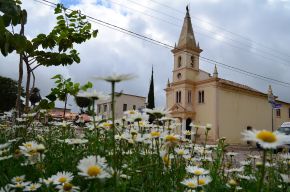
96;93;146;119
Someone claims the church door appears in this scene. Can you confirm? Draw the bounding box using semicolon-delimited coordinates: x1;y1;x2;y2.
186;118;192;139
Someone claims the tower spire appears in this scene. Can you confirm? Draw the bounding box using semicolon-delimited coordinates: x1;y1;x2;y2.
177;6;196;49
213;65;218;78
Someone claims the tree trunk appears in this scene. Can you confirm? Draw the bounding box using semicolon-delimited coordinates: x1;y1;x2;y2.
16;54;23;117
24;57;31;112
63;94;68;120
16;17;25;117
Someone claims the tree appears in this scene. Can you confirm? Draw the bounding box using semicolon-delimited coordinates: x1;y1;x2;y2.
45;74;93;119
146;66;155;109
0;76;24;112
0;1;98;115
29;87;41;106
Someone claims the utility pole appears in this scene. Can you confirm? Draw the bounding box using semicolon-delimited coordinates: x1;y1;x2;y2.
267;85;274;132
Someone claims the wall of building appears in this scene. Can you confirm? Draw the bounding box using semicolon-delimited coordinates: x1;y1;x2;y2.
96;94;146;119
115;95;146;119
194;82;217;141
217;88;272;144
274;102;290;128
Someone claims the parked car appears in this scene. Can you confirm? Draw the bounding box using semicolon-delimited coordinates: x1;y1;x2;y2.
276;122;290;152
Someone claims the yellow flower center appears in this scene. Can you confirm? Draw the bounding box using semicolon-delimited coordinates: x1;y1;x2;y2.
87;165;102;177
198;179;206;185
187;182;196;188
177;150;185;155
151;131;160;137
193;170;203;175
15;177;23;182
129;111;135;114
24;143;32;148
165;135;177;142
103;123;111;127
139;121;144;126
256;130;277;143
228;179;237;186
58;177;67;183
15;183;23;188
63;183;73;191
163;155;170;167
30;185;36;190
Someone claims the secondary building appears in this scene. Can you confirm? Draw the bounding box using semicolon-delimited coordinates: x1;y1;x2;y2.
96;93;146;119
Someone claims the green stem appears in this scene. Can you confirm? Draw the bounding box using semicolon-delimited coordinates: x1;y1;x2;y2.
257;150;267;192
111;82;117;189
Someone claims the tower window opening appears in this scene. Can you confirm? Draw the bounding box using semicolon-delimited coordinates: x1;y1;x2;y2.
178;56;182;67
191;56;194;68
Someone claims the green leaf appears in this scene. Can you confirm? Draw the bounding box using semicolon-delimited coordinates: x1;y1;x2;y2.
52;74;62;80
92;30;98;38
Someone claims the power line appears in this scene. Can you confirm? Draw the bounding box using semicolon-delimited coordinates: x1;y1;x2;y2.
148;0;290;60
111;0;290;65
34;0;290;88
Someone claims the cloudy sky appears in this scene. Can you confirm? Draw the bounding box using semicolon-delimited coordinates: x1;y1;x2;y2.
1;0;290;111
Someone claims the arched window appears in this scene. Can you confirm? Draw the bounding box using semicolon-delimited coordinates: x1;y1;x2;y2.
190;56;194;67
188;90;192;103
177;73;181;79
178;56;182;67
198;90;205;103
176;91;182;103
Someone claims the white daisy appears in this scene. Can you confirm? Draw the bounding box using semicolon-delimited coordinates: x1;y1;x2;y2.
11;175;25;183
56;183;80;192
180;178;197;189
64;139;88;145
242;129;290;149
23;183;41;191
95;73;136;83
77;155;111;179
186;166;209;176
197;175;212;186
51;171;74;184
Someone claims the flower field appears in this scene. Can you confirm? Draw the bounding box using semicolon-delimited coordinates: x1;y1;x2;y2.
0;107;289;192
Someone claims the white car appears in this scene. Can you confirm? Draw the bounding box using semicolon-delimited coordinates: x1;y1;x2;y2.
276;122;290;152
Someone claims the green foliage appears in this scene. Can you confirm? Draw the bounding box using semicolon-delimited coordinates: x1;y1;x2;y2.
75;96;92;109
0;76;24;112
29;4;98;67
0;1;98;67
0;0;31;56
147;67;155;109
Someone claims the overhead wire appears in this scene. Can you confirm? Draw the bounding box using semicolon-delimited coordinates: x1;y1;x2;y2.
148;0;290;60
33;0;290;88
113;0;290;64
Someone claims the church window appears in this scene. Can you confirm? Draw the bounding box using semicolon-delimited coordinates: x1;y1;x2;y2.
177;73;181;79
104;104;107;112
97;104;101;113
188;90;192;103
176;91;181;103
190;56;194;67
123;104;127;111
198;90;204;103
276;109;281;117
178;56;182;67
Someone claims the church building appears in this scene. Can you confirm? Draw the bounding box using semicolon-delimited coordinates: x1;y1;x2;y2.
165;8;290;144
